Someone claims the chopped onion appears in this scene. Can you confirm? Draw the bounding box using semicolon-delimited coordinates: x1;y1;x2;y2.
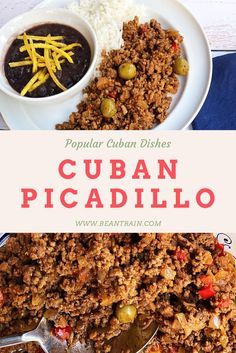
220;327;229;348
175;313;192;337
161;267;176;280
202;251;213;265
173;313;206;338
214;269;228;286
220;335;228;348
209;315;221;329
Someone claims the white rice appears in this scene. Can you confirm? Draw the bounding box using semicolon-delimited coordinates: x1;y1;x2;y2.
68;0;146;64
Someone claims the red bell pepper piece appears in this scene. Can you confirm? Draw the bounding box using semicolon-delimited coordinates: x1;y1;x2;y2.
52;326;71;341
174;249;187;261
139;25;148;34
172;42;179;51
108;91;117;99
217;298;232;308
198;285;216;300
215;242;226;256
199;275;214;287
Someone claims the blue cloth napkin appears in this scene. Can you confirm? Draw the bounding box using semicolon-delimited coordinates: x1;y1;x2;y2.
192;53;236;130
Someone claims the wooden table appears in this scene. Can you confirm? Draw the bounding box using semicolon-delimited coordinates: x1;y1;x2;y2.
0;0;235;129
182;0;236;51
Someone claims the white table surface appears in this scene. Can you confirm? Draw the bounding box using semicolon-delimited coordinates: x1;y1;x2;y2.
0;0;235;129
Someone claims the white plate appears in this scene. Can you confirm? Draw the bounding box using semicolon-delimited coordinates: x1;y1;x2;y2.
0;0;212;130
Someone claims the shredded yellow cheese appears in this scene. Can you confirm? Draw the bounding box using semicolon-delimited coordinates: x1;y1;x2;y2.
21;53;71;64
48;40;67;48
44;48;66;91
9;60;34;68
53;51;74;62
52;52;61;70
10;61;46;68
62;43;81;51
23;33;32;60
20;44;74;63
29;74;50;93
38;68;47;80
33;52;55;64
9;32;82;95
17;35;63;41
21;70;41;96
29;38;38;73
29;69;50;93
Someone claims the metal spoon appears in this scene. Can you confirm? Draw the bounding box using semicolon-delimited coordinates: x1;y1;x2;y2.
110;318;158;353
0;318;67;353
0;317;158;353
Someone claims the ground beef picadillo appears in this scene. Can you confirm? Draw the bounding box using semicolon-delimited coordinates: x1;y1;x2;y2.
0;234;235;353
56;17;183;130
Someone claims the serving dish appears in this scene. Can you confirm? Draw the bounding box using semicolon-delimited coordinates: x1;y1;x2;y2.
0;8;97;106
0;233;235;353
1;233;235;255
0;0;212;130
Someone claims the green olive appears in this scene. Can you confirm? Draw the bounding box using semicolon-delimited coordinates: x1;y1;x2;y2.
118;63;137;80
100;98;117;118
173;57;189;76
115;304;137;324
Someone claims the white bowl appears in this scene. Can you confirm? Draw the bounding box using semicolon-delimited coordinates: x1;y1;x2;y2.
0;8;98;105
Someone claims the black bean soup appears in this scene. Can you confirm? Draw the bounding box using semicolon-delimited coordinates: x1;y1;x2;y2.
4;24;91;98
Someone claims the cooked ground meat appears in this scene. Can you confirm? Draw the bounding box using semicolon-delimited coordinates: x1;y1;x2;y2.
56;17;183;130
0;234;235;353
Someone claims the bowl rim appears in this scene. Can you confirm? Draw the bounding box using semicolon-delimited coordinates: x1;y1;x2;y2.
0;8;98;103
